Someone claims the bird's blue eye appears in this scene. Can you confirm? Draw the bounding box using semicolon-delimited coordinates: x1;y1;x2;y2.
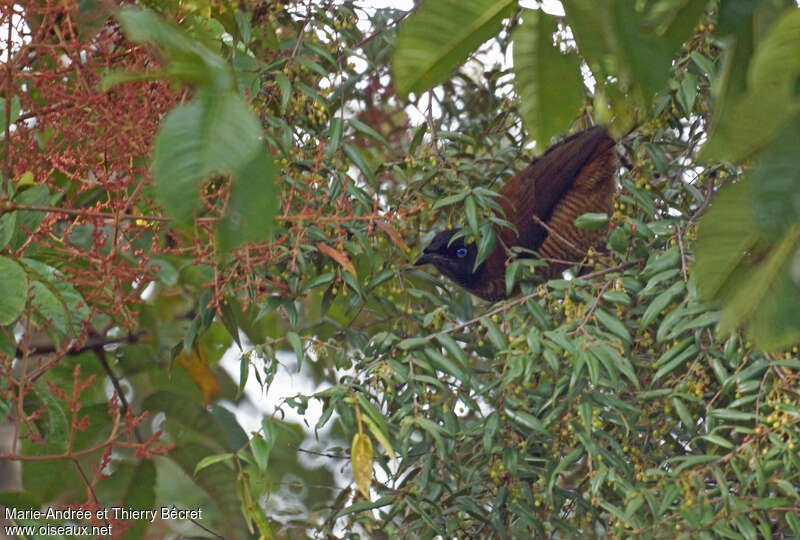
456;247;468;258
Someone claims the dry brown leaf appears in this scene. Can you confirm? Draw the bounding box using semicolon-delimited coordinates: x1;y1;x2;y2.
317;242;357;279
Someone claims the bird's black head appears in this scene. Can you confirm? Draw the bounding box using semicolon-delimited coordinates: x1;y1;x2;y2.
414;228;482;290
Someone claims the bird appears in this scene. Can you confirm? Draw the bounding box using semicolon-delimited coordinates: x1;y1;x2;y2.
414;125;619;301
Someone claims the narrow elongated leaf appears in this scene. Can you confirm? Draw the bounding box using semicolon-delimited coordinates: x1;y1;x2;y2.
393;0;517;97
352;433;373;499
574;212;609;230
287;332;304;371
594;308;631;342
343;143;377;188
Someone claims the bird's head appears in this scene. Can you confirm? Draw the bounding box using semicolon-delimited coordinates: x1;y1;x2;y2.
414;228;482;290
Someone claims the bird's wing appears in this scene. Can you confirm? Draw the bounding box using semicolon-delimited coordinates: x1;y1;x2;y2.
497;126;617;253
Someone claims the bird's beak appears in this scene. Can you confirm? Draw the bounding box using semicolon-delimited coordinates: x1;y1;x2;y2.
414;253;434;266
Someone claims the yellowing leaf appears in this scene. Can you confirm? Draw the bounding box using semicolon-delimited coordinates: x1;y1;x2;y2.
317;243;357;279
351;432;373;500
177;347;220;404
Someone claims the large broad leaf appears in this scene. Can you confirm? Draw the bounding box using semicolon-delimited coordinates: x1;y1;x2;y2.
393;0;517;98
748;8;800;101
694;176;760;304
0;256;27;325
752;118;800;239
216;148;279;254
512;9;584;147
610;0;679;108
20;258;90;343
169;442;247;538
700;7;800;162
698;86;797;163
695;173;800;351
151;91;262;225
745;246;800;351
719;226;800;350
562;0;615;77
117;7;232;90
120;461;157;539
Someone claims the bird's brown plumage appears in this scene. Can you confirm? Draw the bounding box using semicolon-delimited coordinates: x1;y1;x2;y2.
416;126;619;301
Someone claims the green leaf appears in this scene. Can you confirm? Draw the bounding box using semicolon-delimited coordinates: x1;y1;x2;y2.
513;9;585;146
250;434;271;471
303;272;336;291
348;118;388;147
432;191;468;210
326;117;344;156
343;143;377;188
562;0;615;79
152;92;262;225
0;95;21;132
751;118;800;239
393;0;517;97
474;223;496;271
574;212;609;230
11;184;50;250
677;72;698;114
670;397;694;432
695;176;759;302
610;0;671;107
0;256;27;325
722;226;800;350
287;331;304;371
748;9;800;104
465;196;478;236
275;73;292;112
194;453;235;476
640;281;684;330
700;83;799;163
435;333;468;365
398;336;430;350
653;344;697;383
236;354;249;400
691;51;716;81
594;308;631;343
506;408;545;433
216;148;279;254
481;317;507;350
121;460;157;539
425;347;468;386
611;0;705;109
117;7;233;90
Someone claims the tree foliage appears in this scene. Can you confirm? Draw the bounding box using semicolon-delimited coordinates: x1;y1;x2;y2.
1;0;800;539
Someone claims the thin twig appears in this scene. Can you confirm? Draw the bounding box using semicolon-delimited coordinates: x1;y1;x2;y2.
532;214;581;253
5;203;412;224
3;5;14;195
689;178;714;223
335;10;412;64
676;223;688;282
568;280;612;336
426;91;441;160
72;459;106;524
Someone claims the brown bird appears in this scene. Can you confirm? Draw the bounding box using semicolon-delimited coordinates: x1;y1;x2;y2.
414;125;619;301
